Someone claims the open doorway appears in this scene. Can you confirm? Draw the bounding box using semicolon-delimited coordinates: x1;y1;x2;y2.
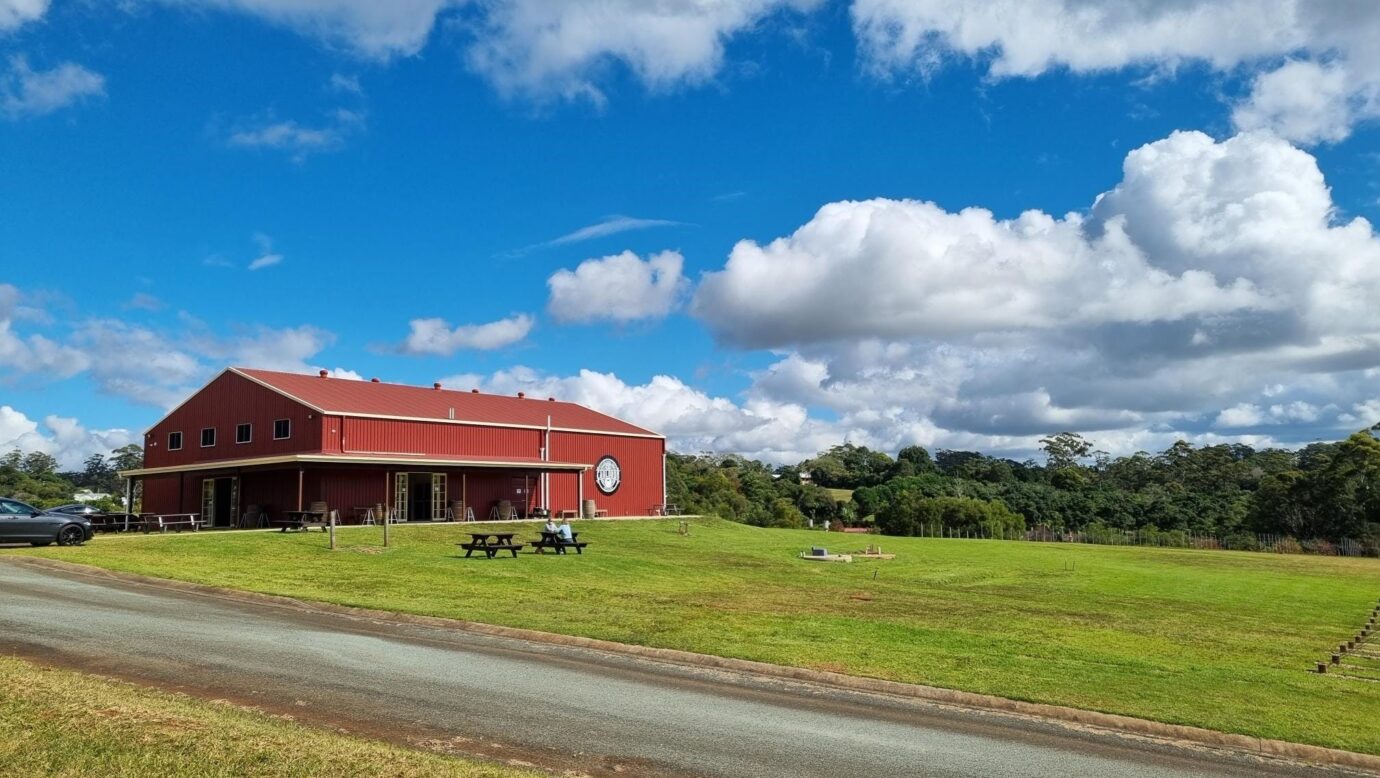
408;473;431;521
199;476;238;528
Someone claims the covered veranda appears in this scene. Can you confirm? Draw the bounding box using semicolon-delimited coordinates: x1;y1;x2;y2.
120;453;592;529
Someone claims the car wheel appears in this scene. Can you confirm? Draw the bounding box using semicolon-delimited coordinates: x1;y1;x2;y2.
56;525;85;547
30;541;52;547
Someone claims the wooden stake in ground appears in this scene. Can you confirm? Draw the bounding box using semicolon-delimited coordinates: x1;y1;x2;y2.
328;511;336;551
383;509;390;548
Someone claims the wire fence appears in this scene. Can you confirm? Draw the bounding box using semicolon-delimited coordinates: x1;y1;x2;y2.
890;522;1380;557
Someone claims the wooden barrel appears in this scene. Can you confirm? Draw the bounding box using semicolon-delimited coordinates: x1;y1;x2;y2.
499;499;514;520
582;499;596;519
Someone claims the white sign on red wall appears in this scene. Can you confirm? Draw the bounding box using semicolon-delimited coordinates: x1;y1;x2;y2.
595;456;621;495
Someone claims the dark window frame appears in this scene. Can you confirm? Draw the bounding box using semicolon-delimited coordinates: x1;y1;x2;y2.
273;418;291;440
200;427;216;448
168;431;183;451
236;422;252;444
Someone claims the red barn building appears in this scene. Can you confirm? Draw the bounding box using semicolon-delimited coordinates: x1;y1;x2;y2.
122;367;666;526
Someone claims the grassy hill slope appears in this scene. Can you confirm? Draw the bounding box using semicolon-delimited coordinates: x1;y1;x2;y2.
11;518;1380;754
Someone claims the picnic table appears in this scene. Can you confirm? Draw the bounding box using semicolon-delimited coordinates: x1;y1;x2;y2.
91;512;137;532
530;530;588;555
140;513;202;533
459;531;524;558
651;503;681;516
273;510;327;532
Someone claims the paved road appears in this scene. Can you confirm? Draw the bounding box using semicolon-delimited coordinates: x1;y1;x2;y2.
0;560;1364;778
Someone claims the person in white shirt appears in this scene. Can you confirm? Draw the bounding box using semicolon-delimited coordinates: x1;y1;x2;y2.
543;517;559;535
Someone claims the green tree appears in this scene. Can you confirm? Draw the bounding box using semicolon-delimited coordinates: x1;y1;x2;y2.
21;451;59;477
1040;432;1092;470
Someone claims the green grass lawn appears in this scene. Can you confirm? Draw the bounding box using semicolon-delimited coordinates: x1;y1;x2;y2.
0;655;539;778
10;518;1380;754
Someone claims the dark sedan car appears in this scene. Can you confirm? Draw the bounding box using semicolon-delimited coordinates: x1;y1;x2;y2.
0;498;94;546
48;502;103;516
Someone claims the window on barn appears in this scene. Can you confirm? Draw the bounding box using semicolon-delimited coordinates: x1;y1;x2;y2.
236;423;252;444
168;431;183;451
200;427;216;448
273;419;291;440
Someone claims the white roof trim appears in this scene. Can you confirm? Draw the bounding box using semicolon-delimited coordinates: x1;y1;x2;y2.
120;453;590;478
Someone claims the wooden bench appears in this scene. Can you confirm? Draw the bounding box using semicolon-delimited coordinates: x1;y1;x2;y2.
530;530;588;555
140;514;202;533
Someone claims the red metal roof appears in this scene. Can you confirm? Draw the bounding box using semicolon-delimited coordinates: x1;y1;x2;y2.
233;367;660;437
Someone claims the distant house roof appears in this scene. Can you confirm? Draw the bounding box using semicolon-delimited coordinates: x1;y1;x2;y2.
232;367;660;438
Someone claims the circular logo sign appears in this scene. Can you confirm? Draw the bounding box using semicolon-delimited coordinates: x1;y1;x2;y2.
595;456;622;495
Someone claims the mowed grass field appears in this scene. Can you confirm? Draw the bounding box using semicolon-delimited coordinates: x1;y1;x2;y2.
0;655;538;778
10;518;1380;754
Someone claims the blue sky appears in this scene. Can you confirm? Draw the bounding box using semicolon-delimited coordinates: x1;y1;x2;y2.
3;1;1380;467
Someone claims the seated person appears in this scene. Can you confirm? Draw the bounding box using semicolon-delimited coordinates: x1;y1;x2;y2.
543;517;559;535
557;520;574;542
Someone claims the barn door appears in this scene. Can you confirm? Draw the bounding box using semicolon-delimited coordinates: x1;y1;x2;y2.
393;472;408;521
200;478;214;523
430;473;447;521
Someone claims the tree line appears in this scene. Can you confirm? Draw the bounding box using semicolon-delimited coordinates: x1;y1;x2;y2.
664;427;1380;549
1;445;144;511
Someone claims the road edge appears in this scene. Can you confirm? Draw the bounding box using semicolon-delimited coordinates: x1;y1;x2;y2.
9;555;1378;774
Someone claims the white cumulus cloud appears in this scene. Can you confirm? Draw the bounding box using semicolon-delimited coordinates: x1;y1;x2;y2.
691;130;1380;453
0;283;356;410
0;0;46;32
851;0;1380;143
0;405;136;470
401;314;534;355
1;56;104;119
463;0;822;102
156;0;455;59
547;250;688;324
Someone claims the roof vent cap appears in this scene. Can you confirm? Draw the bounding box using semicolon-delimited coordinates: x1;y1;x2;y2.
318;369;328;378
471;388;480;394
370;377;380;383
433;382;442;390
517;391;526;399
548;397;556;402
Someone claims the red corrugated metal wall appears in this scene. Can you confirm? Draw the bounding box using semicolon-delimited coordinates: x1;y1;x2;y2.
550;432;664;516
321;415;343;453
144;371;321;468
341;417;542;459
241;469;301;518
548;470;581;515
141;474;181;514
314;468;388;517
